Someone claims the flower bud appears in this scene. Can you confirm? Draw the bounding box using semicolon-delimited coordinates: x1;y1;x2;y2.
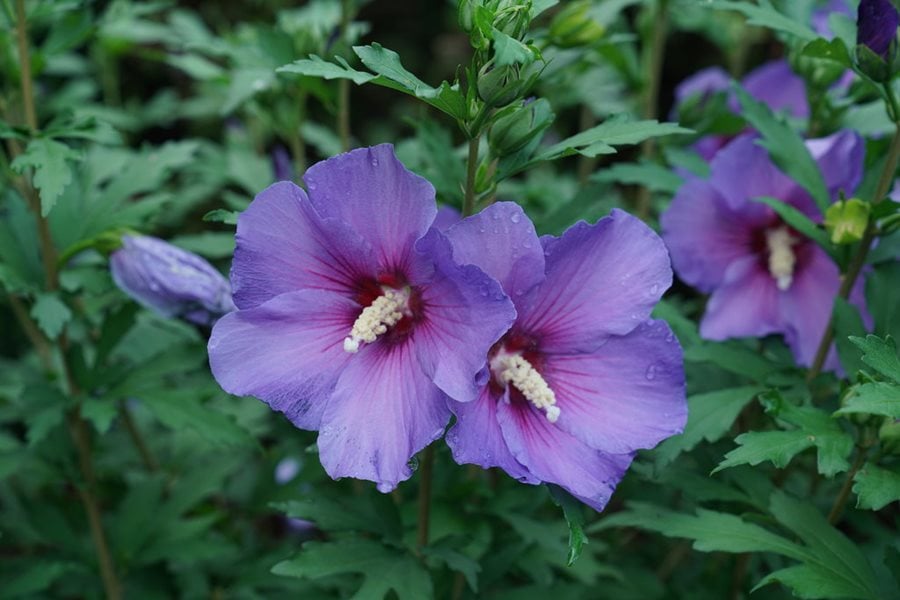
879;418;900;454
548;0;605;47
488;98;554;156
492;0;532;38
477;65;525;107
824;198;870;244
458;0;477;33
855;0;900;81
110;235;236;326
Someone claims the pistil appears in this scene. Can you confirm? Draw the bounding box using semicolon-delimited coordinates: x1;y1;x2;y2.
765;227;795;291
343;289;409;353
491;352;560;423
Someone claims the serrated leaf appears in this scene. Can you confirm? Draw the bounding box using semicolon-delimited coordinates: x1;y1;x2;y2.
849;335;900;383
835;382;900;419
548;485;588;566
138;389;254;448
734;86;830;213
654;386;762;467
11;138;81;216
30;293;72;339
277;54;378;84
768;399;854;476
272;538;432;600
492;27;538;66
708;1;817;41
714;430;815;473
754;564;875;600
421;542;481;592
82;399;118;434
852;463;900;510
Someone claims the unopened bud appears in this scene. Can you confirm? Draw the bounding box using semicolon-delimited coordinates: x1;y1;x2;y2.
488;98;554;156
549;0;605;47
478;65;525;107
825;198;870;244
855;0;900;81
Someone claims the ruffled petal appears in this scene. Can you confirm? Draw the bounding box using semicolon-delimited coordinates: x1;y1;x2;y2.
445;385;538;483
444;202;545;312
433;205;461;231
208;289;358;430
545;319;687;454
779;244;844;368
709;134;801;213
661;178;764;292
303;144;437;274
496;401;632;511
806;130;865;201
231;181;376;310
317;341;450;492
412;229;517;403
517;209;672;353
700;255;783;340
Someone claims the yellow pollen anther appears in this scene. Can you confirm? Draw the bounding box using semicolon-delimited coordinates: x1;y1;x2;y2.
766;227;795;291
492;353;560;423
343;290;407;353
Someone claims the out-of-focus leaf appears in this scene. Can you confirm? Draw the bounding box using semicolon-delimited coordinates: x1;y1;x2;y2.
82;399;117;434
203;209;239;225
849;335;900;383
0;561;80;599
534;116;691;163
273;490;402;541
138;389;254;448
835;382;900;419
708;1;817;41
833;298;868;376
852;463;900;510
593;161;684;194
801;37;853;68
684;341;779;381
272;537;433;600
548;485;587;566
10;138;81;216
30;293;72;339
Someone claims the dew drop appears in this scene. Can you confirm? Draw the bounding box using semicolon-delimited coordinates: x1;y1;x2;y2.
645;364;657;380
650;283;659;295
491;212;501;221
523;241;532;249
370;157;379;166
510;212;521;224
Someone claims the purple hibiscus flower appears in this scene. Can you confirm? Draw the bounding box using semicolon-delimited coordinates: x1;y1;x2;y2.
207;145;515;492
858;0;900;59
661;131;868;371
442;203;687;511
110;234;236;326
674;61;809;161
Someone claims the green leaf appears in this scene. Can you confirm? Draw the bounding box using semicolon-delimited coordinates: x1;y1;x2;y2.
801;37;853;68
202;209;239;225
849;335;900;383
714;430;815;472
683;341;779;381
82;399;118;434
272;538;433;600
592;161;684;194
835;382;900;419
833;298;868;376
734;86;830;213
30;293;72;339
277;54;378;84
10;138;81;216
353;44;466;119
138;389;254;448
273;491;402;541
548;485;588;566
492;27;538;66
708;1;817;41
170;232;235;259
754;564;878;600
599;502;809;561
0;561;80;598
654;386;762;467
752;196;834;257
852;463;900;510
421;542;481;592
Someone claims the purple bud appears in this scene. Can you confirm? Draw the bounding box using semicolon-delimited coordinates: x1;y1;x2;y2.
110;235;236;326
858;0;900;58
272;146;293;181
274;457;301;484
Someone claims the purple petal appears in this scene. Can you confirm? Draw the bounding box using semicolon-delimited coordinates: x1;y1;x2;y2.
208;289;358;430
317;341;450;492
813;0;853;38
545;319;687;454
231;181;376;310
110;235;235;326
433;205;462;231
413;228;517;403
741;60;809;119
708;134;801;212
858;0;900;58
673;67;731;108
806;130;865;201
779;245;844;368
445;385;538;483
444;202;546;312
517;209;672;353
661;178;766;292
303;144;437;274
496;401;633;511
700;256;783;340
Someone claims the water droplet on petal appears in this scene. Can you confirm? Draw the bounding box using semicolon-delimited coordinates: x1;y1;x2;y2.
510;212;521;224
650;284;659;295
645;364;657;380
371;157;379;166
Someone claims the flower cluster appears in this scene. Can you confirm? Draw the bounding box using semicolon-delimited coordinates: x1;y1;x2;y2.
207;145;687;508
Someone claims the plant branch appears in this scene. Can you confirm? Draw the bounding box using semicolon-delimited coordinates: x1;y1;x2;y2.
14;0;36;131
827;446;867;524
119;402;158;471
635;0;669;219
415;445;435;552
337;0;352;152
462;136;480;217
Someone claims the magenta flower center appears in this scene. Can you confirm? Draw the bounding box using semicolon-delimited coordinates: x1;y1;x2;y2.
488;335;560;423
344;274;423;353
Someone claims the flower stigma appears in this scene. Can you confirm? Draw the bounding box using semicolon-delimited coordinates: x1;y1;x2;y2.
490;351;560;423
765;226;796;291
343;288;410;353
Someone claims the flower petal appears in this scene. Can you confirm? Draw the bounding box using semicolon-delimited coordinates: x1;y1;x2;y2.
700;255;783;340
317;341;450;492
446;385;538;483
806;130;865;201
208;289;358;430
433;205;461;231
740;60;809;119
303;144;437;273
545;319;687;454
708;134;801;213
412;229;517;403
661;178;765;292
444;202;545;311
496;401;633;511
517;209;672;353
231;181;376;310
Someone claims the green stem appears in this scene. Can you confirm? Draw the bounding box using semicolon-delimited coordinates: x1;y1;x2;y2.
14;0;36;131
807;122;900;382
462;136;480;217
337;0;352;151
415;445;435;551
827;446;867;524
119;402;158;471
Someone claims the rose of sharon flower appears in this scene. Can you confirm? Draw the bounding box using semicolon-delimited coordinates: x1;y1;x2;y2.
443;203;687;510
208;145;515;492
110;234;236;326
858;0;900;59
661;131;867;371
